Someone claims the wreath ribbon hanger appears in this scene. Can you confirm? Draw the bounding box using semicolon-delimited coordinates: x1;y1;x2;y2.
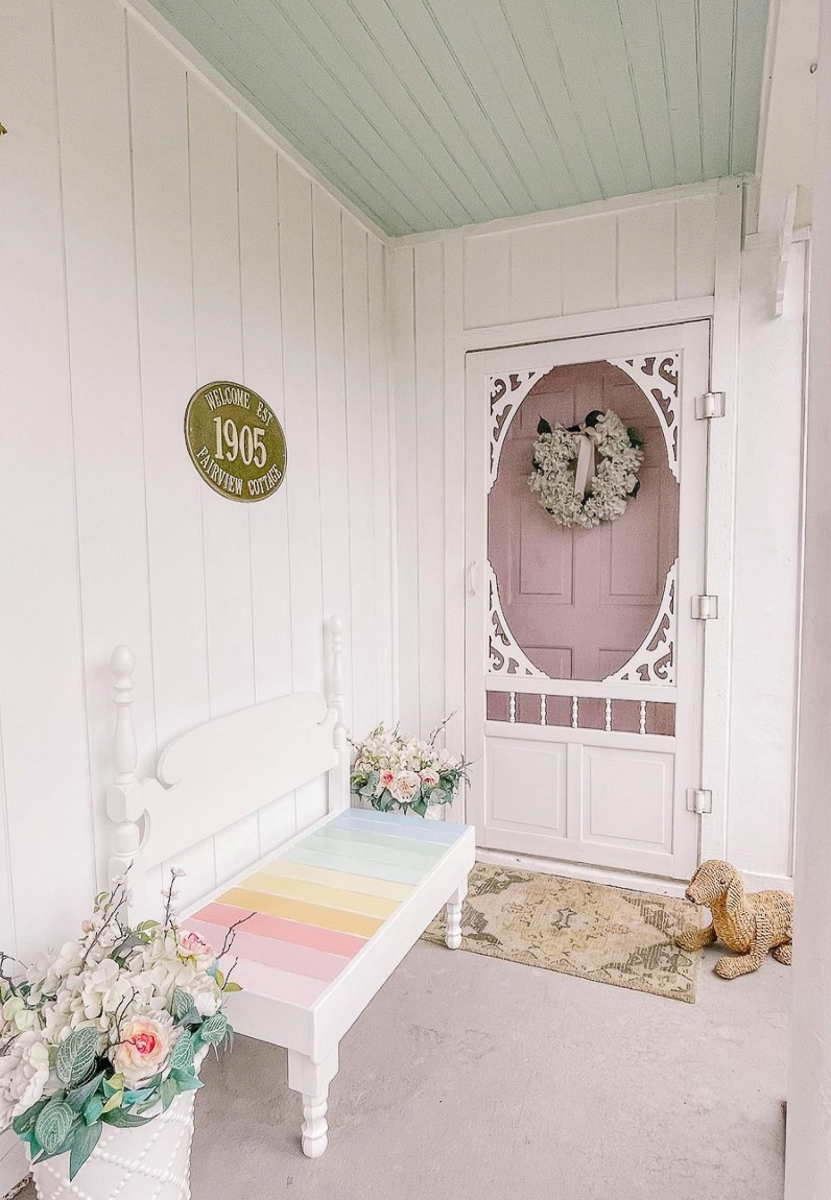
573;425;600;498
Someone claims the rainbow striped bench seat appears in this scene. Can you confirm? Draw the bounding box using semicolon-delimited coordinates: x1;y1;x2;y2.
189;806;475;1156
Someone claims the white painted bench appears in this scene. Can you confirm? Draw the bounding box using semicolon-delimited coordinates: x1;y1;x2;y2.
106;618;474;1158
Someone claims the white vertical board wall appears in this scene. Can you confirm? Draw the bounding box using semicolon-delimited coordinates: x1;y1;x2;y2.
391;188;806;882
727;240;807;883
0;0;395;945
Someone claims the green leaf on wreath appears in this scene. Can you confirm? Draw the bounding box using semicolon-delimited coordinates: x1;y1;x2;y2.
584;409;603;427
69;1120;101;1181
536;417;552;435
56;1027;98;1087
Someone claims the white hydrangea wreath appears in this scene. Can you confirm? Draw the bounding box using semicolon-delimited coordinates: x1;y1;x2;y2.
528;409;645;530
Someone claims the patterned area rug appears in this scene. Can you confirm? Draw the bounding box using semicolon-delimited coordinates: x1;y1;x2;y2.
425;861;700;1003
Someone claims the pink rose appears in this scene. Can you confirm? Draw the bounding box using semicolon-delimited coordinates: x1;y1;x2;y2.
177;930;213;965
376;770;395;796
419;769;439;790
112;1015;176;1087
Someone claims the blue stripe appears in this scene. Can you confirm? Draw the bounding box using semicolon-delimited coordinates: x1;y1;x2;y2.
335;808;468;843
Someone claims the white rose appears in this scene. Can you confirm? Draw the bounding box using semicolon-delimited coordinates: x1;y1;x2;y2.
389;771;420;803
111;1012;177;1088
419;769;439;790
0;1032;50;1129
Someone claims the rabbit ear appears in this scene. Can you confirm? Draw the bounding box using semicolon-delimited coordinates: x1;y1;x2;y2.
725;872;743;916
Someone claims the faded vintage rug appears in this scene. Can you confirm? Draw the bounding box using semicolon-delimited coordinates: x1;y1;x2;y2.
424;861;700;1003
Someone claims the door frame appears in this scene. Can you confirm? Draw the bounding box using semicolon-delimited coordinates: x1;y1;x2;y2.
441;186;742;874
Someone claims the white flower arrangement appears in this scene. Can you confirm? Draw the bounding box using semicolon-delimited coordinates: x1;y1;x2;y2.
528;409;644;530
351;720;467;817
0;873;240;1181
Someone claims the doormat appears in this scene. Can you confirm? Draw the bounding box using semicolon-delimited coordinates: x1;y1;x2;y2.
424;861;701;1003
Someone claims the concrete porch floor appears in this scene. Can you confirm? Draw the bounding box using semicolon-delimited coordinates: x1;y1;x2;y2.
22;937;789;1200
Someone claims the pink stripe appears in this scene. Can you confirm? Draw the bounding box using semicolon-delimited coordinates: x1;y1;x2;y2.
228;957;329;1006
191;901;367;959
191;918;349;984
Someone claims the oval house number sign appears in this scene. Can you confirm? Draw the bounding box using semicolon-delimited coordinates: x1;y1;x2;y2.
184;381;287;503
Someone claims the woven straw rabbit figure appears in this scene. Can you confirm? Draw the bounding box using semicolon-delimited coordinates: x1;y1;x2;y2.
675;859;793;979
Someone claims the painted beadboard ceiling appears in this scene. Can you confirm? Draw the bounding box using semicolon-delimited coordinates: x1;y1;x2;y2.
149;0;772;236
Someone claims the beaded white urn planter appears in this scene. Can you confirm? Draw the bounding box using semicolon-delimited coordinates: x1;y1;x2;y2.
29;1048;207;1200
29;1081;199;1200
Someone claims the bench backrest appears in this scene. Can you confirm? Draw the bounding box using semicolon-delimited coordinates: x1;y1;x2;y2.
106;617;349;918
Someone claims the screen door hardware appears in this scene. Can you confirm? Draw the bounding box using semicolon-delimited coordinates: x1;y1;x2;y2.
687;787;713;815
467;560;480;596
695;390;726;420
691;593;719;620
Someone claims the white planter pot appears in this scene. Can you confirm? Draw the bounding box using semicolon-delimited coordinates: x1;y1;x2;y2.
30;1062;205;1200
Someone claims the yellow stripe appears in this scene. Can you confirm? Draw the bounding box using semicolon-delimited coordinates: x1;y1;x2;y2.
219;887;383;938
243;871;399;919
263;858;414;902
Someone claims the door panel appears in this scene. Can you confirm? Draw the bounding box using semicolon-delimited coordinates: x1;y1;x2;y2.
465;324;709;881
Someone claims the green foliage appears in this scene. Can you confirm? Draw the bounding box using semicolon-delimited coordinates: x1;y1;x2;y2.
101;1108;151;1129
169;1031;194;1071
12;1098;48;1136
196;1013;227;1045
69;1122;101;1181
537;416;553;435
55;1027;98;1087
67;1071;104;1113
34;1099;75;1155
172;987;195;1022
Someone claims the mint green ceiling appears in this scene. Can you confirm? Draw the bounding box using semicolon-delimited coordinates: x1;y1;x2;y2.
149;0;771;236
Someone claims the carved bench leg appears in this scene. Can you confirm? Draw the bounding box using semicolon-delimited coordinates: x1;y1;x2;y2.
445;879;468;950
287;1046;339;1158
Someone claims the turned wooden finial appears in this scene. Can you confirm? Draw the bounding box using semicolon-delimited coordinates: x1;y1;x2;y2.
111;645;137;785
329;614;345;738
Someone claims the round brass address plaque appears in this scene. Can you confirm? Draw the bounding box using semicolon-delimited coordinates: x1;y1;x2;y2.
184;381;287;503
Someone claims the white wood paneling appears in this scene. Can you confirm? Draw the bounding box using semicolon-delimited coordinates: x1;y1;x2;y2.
462;191;721;329
391;247;420;732
0;0;394;983
391;181;803;886
0;0;95;956
413;242;447;738
343;216;379;739
53;0;157;882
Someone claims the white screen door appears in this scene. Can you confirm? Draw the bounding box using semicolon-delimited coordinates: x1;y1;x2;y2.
464;323;710;880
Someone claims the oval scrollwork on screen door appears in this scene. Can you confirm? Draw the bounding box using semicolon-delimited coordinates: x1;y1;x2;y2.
487;355;681;684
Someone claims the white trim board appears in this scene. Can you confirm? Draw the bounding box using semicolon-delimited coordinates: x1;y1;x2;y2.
475;849;689;900
393;178;749;248
461;296;715;352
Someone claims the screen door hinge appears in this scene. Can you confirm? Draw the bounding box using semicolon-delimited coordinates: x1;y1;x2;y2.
696;390;726;420
691;593;719;620
687;787;713;815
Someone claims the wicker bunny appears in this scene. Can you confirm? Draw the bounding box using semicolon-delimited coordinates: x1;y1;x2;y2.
675;859;793;979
